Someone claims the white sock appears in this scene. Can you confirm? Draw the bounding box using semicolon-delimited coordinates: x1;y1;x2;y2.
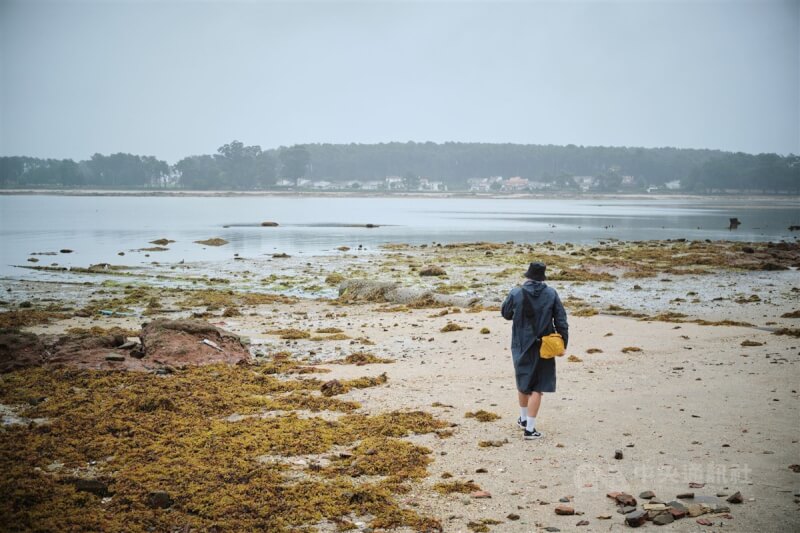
520;407;527;419
526;416;537;431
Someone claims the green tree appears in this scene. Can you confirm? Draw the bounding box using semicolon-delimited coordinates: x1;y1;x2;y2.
215;140;264;188
279;145;311;181
86;153;168;188
59;160;83;187
175;155;219;189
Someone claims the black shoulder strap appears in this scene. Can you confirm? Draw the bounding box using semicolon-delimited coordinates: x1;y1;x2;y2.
521;288;536;319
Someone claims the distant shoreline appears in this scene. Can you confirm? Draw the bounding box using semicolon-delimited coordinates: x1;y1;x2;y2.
1;189;797;201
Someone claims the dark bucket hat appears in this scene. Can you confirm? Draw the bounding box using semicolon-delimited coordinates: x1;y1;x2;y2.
524;261;546;281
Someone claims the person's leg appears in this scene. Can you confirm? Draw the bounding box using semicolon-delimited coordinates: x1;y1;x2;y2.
527;391;543;417
525;392;543;435
518;391;530;409
517;391;530;423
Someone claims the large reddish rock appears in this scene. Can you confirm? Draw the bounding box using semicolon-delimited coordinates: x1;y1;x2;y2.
47;333;128;370
1;328;136;372
140;319;251;367
0;320;250;373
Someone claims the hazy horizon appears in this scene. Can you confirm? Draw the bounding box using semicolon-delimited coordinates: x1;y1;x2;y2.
2;0;798;163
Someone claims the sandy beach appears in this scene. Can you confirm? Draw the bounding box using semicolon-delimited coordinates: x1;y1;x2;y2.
1;239;799;532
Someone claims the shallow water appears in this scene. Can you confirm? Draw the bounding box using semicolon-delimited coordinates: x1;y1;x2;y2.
1;195;798;279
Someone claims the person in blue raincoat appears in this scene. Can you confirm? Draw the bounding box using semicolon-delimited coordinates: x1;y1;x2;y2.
501;261;568;440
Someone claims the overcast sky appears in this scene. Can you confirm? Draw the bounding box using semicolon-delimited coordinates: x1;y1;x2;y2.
1;0;798;162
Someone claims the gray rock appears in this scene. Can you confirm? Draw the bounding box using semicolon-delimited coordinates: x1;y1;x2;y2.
639;490;656;499
624;509;648;527
104;354;125;362
653;513;674;525
666;500;687;511
691;495;729;512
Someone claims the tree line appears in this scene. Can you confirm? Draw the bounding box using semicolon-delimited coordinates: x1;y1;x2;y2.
1;141;797;192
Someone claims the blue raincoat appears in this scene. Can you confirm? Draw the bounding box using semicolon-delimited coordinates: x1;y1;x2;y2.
501;280;569;393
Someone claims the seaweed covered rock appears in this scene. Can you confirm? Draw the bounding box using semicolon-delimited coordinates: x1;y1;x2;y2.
338;279;400;302
0;330;45;373
337;279;488;308
140;319;250;367
419;265;447;277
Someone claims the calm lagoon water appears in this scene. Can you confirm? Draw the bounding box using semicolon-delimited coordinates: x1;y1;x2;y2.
1;195;798;279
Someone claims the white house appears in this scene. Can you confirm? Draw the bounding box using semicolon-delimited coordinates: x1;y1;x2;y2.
572;176;597;191
361;181;383;190
503;177;529;192
419;178;447;191
385;176;404;190
470;176;504;192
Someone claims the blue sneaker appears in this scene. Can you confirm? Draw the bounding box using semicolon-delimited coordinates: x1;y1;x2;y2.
517;417;527;430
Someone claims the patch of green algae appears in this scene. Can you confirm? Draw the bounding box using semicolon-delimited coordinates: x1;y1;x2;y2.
0;363;445;532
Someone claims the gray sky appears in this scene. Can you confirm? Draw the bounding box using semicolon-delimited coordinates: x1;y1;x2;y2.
1;0;798;162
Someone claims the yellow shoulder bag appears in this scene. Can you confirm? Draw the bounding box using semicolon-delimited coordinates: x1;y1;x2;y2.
539;333;565;359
